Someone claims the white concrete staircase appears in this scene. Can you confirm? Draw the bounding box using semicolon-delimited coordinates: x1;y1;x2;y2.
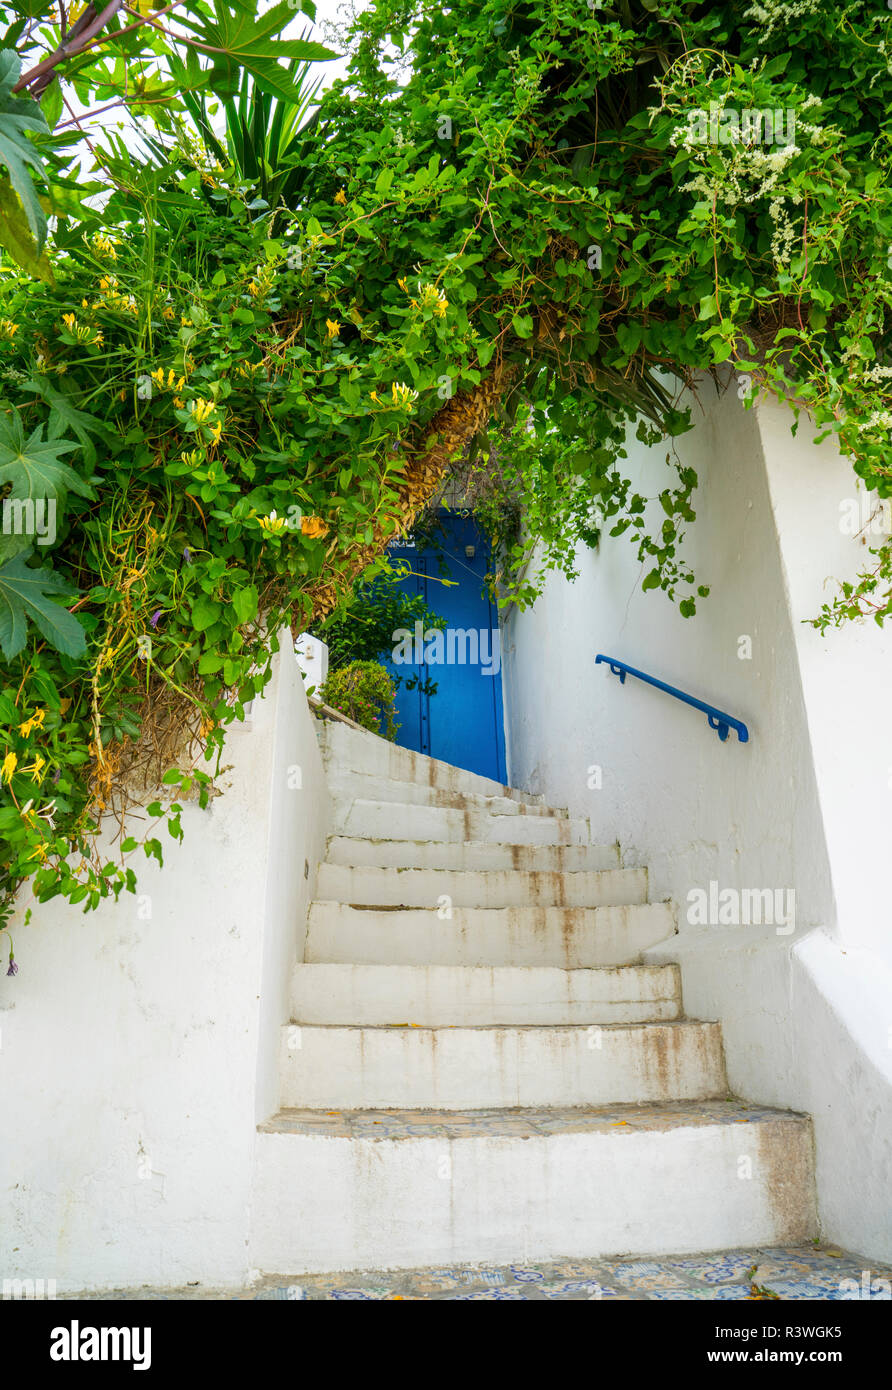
250;720;816;1274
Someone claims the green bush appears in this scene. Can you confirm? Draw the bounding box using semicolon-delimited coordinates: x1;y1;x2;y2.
316;561;448;674
319;661;399;741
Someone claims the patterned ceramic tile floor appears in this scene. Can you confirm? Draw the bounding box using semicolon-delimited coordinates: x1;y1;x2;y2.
61;1246;892;1300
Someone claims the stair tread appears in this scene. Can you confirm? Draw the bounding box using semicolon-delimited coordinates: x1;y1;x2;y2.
283;1020;710;1033
293;962;675;976
331;779;563;816
260;1098;808;1139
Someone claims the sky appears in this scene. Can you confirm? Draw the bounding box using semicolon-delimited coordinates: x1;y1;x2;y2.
296;0;369;94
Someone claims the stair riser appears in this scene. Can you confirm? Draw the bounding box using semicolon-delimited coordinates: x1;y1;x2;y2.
319;721;540;804
334;802;590;846
315;865;647;910
305;903;675;968
325;838;620;872
329;776;561;818
290;963;682;1026
251;1119;815;1274
278;1023;725;1108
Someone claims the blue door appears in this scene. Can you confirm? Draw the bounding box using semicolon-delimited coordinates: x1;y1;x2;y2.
383;512;506;782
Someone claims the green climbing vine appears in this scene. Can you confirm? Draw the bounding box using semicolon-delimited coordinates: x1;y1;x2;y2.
1;0;891;943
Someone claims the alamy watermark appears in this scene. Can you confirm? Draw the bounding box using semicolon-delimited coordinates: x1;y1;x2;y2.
392;621;501;676
3;1276;56;1299
2;497;56;546
686;880;795;935
682;104;796;148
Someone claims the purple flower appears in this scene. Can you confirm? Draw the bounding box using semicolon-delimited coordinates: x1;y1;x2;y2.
183;547;192;564
7;956;17;977
52;768;61;785
149;610;161;629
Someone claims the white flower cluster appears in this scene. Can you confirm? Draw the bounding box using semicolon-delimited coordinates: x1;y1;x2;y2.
863;364;892;383
744;0;825;43
858;409;892;434
681;142;800;204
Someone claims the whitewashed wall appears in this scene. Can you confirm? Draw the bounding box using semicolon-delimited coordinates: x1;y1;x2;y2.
501;381;892;1262
0;637;330;1291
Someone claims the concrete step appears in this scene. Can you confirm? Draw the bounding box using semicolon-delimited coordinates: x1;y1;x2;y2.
318;718;542;805
278;1020;725;1108
325;837;620;872
333;800;591;845
306;901;675;967
290;962;683;1026
250;1102;815;1273
315;863;646;910
328;772;564;818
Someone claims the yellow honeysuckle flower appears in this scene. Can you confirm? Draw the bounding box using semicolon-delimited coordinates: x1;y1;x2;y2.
1;752;17;783
0;318;18;339
390;380;418;410
334;189;347;205
60;314;103;347
27;842;49;863
162;305;175;320
325;318;341;338
257;510;288;536
18;709;46;738
27;756;46;780
397;278;409;292
190;398;215;424
301;515;328;539
209;420;223;445
173;396;185;409
92;232;119;260
370;391;379;403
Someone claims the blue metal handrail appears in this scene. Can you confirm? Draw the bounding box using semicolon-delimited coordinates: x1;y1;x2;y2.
595;654;750;743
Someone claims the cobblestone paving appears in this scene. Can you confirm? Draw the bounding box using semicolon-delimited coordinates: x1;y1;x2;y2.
59;1245;892;1301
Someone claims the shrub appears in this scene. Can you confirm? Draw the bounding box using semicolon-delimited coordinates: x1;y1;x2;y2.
319;661;399;741
316;561;447;673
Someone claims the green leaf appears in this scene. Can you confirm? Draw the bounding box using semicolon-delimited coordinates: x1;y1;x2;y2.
0;51;50;253
38;80;63;131
0;411;93;506
0;548;85;660
20;376;113;467
761;52;792;79
511;312;534;339
191;594;222;631
232;583;258;624
0;175;52;281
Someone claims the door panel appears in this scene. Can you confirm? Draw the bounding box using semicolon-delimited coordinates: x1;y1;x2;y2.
383;513;506;782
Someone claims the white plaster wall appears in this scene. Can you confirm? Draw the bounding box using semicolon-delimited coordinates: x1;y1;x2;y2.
0;636;329;1291
501;381;892;1261
503;383;834;928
